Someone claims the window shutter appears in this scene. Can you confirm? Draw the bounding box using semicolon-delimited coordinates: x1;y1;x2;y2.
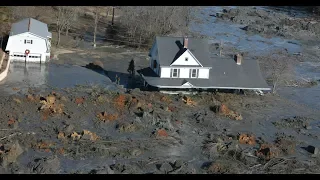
189;69;191;78
24;40;26;44
170;69;173;78
31;40;33;44
197;69;199;78
178;69;180;78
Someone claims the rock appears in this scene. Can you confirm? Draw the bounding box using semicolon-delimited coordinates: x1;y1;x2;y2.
305;126;312;130
131;149;142;156
81;133;91;140
60;96;68;102
134;117;142;123
304;145;319;155
29;156;60;174
64;124;74;135
173;160;183;168
2;141;24;167
159;162;173;173
96;166;114;174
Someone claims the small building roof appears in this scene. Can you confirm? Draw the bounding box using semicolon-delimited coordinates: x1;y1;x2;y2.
10;18;51;39
155;36;211;67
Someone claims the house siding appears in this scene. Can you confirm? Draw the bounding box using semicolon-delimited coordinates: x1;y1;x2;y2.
198;68;210;79
160;67;171;78
6;32;50;62
161;67;210;79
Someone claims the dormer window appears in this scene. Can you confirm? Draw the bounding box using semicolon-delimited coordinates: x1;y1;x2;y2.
185;57;188;61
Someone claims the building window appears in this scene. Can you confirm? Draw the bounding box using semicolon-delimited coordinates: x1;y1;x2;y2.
24;40;33;44
190;69;199;78
171;68;180;78
153;60;157;69
185;57;188;61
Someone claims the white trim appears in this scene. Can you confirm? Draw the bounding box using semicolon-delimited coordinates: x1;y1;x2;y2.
190;69;198;78
171;68;179;78
154;84;271;91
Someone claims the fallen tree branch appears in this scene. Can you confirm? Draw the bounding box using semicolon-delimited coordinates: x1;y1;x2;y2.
0;132;22;140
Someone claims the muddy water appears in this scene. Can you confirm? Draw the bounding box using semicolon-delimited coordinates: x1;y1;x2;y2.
191;6;302;56
279;62;320;110
0;62;118;96
190;6;319;110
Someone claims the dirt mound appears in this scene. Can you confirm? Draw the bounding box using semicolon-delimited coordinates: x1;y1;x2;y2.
28;156;60;174
272;116;312;129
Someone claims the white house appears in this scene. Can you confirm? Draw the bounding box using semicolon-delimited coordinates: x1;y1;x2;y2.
138;36;271;91
5;18;52;63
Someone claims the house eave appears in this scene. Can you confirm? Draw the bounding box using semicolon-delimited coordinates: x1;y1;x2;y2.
154;85;271;91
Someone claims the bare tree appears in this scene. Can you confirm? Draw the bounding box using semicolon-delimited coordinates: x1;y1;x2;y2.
63;7;79;37
117;6;193;47
92;6;110;48
54;6;79;47
259;50;296;94
10;6;51;21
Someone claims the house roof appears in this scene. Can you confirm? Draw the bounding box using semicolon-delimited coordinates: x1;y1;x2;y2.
155;36;211;67
10;18;50;39
138;55;271;90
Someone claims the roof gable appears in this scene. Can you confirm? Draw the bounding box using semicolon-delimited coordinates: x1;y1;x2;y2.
170;49;202;67
155;36;211;67
10;18;50;39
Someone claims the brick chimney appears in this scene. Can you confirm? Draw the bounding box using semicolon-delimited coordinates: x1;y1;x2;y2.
183;36;188;49
236;53;242;65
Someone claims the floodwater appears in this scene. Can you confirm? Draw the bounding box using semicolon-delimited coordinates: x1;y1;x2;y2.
0;62;118;96
190;6;320;110
0;6;319;110
190;6;302;56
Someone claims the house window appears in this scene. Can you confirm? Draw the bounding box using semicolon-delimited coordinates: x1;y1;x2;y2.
171;68;180;78
24;40;33;44
185;57;188;61
153;60;157;69
190;69;199;78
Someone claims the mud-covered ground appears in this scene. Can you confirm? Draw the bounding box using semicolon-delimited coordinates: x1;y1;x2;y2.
215;6;320;41
0;6;320;174
0;85;320;174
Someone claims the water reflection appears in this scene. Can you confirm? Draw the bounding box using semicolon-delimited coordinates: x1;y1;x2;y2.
0;62;118;95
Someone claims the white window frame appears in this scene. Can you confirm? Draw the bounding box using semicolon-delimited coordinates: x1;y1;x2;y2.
171;68;179;78
190;69;199;78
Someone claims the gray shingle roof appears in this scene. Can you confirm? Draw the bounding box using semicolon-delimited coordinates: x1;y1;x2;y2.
155;36;211;67
10;18;50;39
139;55;271;90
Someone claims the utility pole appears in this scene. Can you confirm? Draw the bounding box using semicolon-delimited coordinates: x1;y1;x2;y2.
111;6;115;26
0;35;3;50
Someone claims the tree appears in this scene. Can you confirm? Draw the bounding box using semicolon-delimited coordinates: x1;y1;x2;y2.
93;6;110;48
127;59;135;77
259;50;296;94
63;7;79;37
117;6;193;47
54;6;79;47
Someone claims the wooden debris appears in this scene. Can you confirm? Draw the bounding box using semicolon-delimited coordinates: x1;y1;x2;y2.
239;134;256;145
